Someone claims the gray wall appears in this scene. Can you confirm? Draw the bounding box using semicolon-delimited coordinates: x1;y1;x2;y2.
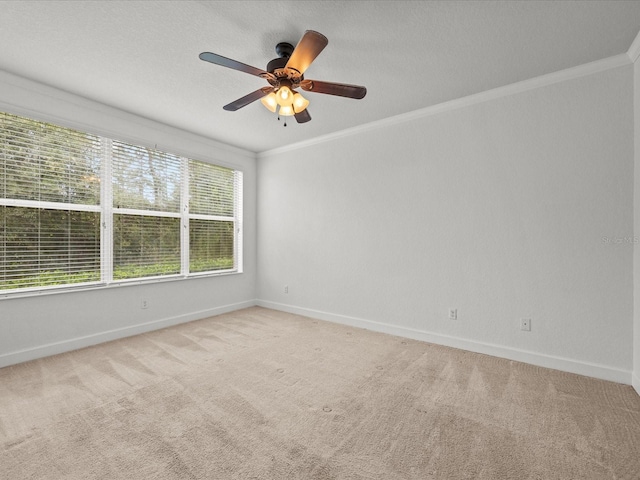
257;63;635;384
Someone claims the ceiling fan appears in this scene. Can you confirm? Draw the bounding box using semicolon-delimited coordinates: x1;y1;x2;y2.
199;30;367;124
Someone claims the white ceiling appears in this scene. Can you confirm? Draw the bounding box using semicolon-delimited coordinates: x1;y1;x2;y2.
1;0;639;153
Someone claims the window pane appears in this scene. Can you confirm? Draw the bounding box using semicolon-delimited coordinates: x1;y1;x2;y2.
189;160;235;216
0;112;101;205
0;206;101;290
113;214;180;279
189;219;235;272
112;142;181;212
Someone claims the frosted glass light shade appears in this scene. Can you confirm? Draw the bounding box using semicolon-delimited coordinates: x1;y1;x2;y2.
278;105;294;116
261;92;278;113
292;93;309;113
276;86;294;106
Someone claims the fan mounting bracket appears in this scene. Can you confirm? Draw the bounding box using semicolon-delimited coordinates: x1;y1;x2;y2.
275;42;294;59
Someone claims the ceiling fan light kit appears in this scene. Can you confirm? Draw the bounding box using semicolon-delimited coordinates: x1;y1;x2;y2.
260;92;278;113
199;30;367;125
292;92;310;113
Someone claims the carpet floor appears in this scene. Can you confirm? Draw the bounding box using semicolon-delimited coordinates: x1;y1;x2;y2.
1;306;639;479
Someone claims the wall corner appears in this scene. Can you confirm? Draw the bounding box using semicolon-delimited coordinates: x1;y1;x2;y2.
632;27;640;396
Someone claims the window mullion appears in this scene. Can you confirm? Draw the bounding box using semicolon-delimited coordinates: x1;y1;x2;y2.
181;157;189;276
101;137;113;284
234;170;243;272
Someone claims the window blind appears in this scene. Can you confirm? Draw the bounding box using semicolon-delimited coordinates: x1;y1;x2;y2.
188;160;241;273
111;141;183;280
1;115;101;205
113;215;180;280
189;219;235;272
0;111;243;295
189;160;235;216
0;112;102;291
112;141;181;212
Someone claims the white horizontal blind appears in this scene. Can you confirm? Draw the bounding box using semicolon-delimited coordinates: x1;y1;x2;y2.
0;113;101;205
112;142;181;212
0;111;243;294
188;161;239;273
189;161;235;216
0;112;102;291
113;214;180;279
111;142;182;280
189;218;235;272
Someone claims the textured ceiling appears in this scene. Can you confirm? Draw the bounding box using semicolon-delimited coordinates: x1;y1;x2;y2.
0;1;639;153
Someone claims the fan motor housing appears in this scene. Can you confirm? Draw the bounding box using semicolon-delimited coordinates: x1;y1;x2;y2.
266;57;288;74
266;42;303;87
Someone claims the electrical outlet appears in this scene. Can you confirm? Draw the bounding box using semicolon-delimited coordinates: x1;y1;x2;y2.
284;285;289;294
520;318;531;331
448;308;457;320
141;299;149;309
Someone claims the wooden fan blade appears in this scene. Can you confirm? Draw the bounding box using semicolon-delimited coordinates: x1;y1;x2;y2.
223;87;274;111
300;79;367;99
285;30;328;75
294;109;312;123
199;52;274;80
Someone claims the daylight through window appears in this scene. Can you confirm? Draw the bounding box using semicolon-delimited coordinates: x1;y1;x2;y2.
0;111;243;294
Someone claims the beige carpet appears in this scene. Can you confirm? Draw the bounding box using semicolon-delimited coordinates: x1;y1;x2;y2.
1;307;639;479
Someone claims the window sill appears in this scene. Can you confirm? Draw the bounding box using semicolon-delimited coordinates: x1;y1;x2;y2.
0;269;242;300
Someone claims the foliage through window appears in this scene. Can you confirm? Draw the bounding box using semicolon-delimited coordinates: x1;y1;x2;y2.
0;111;243;294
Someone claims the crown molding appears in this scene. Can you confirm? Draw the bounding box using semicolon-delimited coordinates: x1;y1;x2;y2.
259;53;631;159
628;29;640;63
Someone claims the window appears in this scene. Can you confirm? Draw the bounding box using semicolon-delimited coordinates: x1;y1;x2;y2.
0;111;243;294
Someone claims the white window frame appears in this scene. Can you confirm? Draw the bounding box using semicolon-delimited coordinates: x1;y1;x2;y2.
0;111;243;297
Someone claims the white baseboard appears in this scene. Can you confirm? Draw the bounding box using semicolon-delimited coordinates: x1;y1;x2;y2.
633;372;640;397
0;300;257;368
257;300;632;386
